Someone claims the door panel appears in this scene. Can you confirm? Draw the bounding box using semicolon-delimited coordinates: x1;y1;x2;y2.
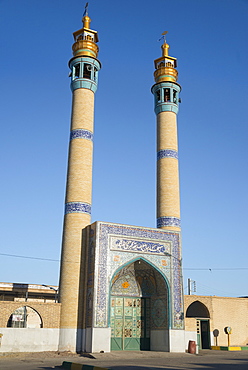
201;320;210;349
111;296;150;350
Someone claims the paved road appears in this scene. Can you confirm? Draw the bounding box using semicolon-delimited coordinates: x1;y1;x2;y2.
0;350;248;369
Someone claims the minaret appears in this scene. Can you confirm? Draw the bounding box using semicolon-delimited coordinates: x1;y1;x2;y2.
59;7;101;351
151;34;181;231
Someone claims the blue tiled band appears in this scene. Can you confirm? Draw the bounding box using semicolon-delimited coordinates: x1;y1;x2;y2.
70;79;98;93
155;103;179;115
157;217;181;228
70;129;93;141
65;202;91;215
157;149;178;160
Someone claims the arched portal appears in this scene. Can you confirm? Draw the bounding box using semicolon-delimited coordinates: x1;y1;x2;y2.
110;258;169;351
7;306;43;328
186;301;210;349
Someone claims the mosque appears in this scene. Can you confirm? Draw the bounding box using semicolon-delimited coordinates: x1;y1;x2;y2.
0;9;247;355
58;8;184;353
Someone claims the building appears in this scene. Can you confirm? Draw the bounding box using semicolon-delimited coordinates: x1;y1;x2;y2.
184;295;248;349
0;283;247;352
0;282;58;303
0;282;60;352
58;9;184;353
2;8;246;356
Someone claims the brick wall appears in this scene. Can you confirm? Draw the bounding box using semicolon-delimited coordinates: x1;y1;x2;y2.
0;301;61;328
184;295;248;346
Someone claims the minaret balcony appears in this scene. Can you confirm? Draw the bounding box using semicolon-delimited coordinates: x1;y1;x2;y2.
69;56;101;93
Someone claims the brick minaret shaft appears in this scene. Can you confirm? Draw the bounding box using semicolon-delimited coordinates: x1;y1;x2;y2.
59;11;101;351
151;37;181;231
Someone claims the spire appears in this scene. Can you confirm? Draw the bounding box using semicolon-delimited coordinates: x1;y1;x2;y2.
71;3;99;59
154;32;178;84
82;3;91;29
83;2;89;17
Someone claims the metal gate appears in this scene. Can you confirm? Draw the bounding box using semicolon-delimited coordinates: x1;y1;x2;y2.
110;296;150;350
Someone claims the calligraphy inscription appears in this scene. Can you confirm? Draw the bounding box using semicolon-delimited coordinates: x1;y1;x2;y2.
110;236;170;255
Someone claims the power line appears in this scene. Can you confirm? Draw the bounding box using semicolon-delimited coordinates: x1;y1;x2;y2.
184;267;248;271
0;252;247;271
0;252;59;262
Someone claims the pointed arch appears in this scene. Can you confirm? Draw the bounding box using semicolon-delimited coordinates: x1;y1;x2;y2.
110;256;170;294
109;257;171;351
186;301;210;318
7;305;43;328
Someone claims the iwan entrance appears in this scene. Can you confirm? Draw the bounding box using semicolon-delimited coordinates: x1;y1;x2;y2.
110;259;169;351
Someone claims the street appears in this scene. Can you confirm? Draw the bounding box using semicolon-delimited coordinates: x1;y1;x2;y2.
0;350;248;370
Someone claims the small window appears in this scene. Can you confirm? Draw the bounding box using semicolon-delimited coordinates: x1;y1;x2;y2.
173;89;177;103
156;90;161;102
93;67;97;81
74;64;80;78
83;64;92;79
164;88;170;102
86;35;93;41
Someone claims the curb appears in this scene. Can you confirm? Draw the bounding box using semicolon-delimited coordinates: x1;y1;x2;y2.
211;346;248;351
62;361;110;370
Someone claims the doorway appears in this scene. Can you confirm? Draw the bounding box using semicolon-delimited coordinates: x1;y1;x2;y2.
186;300;211;349
110;259;169;351
110;296;150;350
197;319;210;349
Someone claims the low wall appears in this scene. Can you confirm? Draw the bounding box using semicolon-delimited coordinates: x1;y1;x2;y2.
0;328;59;352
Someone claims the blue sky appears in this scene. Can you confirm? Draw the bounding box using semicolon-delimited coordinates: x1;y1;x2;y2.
0;0;247;297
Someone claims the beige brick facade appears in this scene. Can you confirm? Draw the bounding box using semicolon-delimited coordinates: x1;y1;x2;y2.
157;111;180;231
184;295;248;346
0;301;61;329
59;87;95;330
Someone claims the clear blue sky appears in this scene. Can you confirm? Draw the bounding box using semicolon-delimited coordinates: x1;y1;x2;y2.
0;0;247;297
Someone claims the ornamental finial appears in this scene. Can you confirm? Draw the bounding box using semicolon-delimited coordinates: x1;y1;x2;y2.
158;31;168;44
83;2;89;17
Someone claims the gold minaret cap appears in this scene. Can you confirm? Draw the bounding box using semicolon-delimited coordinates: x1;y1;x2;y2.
71;3;99;59
154;32;178;83
161;42;170;56
82;15;91;29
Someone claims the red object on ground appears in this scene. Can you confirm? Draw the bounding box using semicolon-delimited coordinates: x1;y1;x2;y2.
188;340;196;354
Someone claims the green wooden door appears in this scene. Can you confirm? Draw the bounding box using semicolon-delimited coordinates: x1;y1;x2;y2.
110;296;150;351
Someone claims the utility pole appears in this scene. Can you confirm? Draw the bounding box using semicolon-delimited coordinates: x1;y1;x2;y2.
188;278;196;295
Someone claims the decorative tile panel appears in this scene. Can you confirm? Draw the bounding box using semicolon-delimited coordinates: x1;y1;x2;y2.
157;149;178;160
93;222;184;330
157;217;181;228
70;129;93;141
65;202;91;215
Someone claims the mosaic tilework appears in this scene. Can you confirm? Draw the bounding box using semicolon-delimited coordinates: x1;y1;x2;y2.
86;227;96;327
94;223;184;330
171;231;183;329
157;149;178;160
151;298;167;328
70;129;93;141
111;268;140;297
157;217;181;228
64;202;91;215
110;236;170;255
